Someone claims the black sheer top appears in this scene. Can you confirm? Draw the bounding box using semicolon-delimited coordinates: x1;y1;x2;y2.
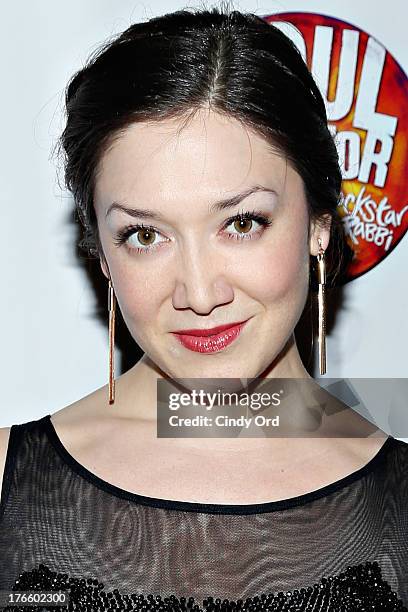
0;414;407;611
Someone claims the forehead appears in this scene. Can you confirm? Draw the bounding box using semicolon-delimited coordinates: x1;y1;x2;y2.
94;110;288;212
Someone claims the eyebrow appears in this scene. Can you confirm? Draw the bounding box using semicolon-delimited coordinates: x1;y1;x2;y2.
105;184;278;220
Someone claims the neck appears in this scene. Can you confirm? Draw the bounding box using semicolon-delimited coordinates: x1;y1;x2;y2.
107;333;315;422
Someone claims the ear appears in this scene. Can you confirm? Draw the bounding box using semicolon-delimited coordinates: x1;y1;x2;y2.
309;214;332;256
99;254;110;280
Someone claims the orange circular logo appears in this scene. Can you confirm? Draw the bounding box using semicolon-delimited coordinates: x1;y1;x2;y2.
265;12;408;281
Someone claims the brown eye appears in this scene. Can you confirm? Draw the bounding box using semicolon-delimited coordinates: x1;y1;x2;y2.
136;228;156;245
113;223;168;254
233;218;253;234
223;211;273;242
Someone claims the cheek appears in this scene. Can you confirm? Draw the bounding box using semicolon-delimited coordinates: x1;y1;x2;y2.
234;220;310;307
111;268;161;335
266;242;308;303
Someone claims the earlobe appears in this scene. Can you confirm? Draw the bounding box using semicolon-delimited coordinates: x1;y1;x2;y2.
309;214;331;256
99;256;110;280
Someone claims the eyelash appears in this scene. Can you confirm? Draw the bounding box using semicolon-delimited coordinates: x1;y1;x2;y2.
112;208;273;255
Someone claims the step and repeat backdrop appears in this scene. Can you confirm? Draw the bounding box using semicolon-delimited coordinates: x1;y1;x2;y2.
1;0;407;437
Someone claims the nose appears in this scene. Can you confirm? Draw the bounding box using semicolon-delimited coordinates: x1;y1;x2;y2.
172;241;234;315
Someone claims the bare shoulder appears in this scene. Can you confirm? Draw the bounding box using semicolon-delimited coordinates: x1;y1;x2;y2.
49;385;113;449
49;363;148;448
0;427;12;502
51;386;107;427
47;379;143;455
336;431;390;470
321;398;390;462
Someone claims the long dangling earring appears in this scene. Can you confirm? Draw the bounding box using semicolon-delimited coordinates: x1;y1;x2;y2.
316;237;327;375
108;277;116;404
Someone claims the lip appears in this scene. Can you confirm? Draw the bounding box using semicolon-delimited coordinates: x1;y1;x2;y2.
172;320;249;337
171;318;251;353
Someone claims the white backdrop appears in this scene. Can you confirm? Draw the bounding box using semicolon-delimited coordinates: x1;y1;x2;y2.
1;0;407;433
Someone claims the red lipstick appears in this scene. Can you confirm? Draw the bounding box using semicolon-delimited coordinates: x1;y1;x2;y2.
171;319;250;353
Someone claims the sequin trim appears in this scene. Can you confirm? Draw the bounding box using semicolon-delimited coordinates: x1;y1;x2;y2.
3;560;407;611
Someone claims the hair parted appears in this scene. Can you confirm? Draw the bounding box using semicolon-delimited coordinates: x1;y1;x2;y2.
56;0;353;289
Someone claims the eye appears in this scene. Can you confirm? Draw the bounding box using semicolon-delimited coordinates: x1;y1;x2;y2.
222;209;273;241
112;209;273;255
112;223;168;254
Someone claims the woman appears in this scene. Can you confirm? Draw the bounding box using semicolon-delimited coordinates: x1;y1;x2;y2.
0;4;407;610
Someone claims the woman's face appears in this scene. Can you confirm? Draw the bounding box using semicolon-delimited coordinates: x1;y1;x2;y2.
93;110;329;380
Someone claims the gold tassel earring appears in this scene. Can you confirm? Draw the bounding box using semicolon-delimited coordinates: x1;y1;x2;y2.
108;277;116;404
316;237;327;375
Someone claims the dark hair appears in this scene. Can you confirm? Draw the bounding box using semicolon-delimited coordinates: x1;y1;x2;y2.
57;1;353;289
